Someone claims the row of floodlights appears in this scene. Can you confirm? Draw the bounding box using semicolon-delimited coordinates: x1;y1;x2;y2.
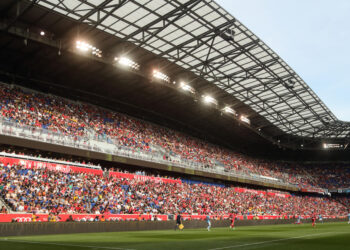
75;40;250;125
115;57;140;70
155;73;250;124
76;41;102;58
179;82;195;94
202;95;250;124
323;143;343;149
153;70;170;83
76;41;141;70
201;95;250;124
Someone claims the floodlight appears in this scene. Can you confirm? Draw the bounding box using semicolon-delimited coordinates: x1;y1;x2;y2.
221;28;235;42
286;79;296;89
222;106;236;115
153;70;170;83
323;143;343;149
76;40;102;57
240;115;250;124
76;41;88;51
202;95;218;105
114;57;140;70
179;82;195;94
40;31;45;36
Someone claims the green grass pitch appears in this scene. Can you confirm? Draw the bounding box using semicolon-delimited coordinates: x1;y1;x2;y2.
0;222;349;250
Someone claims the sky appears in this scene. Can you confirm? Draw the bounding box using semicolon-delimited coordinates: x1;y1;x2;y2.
216;0;350;121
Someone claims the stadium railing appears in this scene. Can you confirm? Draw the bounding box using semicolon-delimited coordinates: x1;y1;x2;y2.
0;118;299;189
0;152;101;170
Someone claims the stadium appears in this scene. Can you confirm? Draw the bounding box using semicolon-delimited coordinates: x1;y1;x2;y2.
0;0;349;249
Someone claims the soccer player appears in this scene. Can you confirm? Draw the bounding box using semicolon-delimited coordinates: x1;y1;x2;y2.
296;215;301;224
312;215;316;228
206;214;211;231
319;214;323;224
175;214;182;230
348;212;350;224
230;213;236;230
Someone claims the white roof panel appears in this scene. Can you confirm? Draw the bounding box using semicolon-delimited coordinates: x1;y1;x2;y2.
34;0;349;138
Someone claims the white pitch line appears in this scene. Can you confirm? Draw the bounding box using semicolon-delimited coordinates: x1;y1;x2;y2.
208;232;336;250
0;238;135;250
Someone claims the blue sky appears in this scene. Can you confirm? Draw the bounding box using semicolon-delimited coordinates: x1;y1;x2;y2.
216;0;350;121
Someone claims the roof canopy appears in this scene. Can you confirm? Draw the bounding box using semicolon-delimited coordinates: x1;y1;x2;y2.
33;0;350;139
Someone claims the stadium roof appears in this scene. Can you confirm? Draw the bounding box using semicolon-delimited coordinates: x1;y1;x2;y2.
0;0;349;152
30;0;350;139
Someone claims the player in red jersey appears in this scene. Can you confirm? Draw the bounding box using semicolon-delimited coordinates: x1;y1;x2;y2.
230;213;236;230
311;215;316;228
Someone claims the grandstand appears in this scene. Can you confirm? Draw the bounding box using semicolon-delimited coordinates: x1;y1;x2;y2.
0;0;349;249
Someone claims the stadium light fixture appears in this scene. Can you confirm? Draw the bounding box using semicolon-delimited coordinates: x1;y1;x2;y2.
202;95;218;105
179;82;195;94
323;143;343;149
221;28;235;42
240;115;250;125
286;79;296;89
114;57;140;70
76;40;102;58
153;70;170;83
222;106;236;115
40;31;45;36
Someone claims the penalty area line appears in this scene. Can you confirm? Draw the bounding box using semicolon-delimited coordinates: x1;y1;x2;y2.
208;232;335;250
0;238;135;250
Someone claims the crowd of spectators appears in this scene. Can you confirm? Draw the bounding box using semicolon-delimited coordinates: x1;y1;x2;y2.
0;162;348;217
0;83;350;190
302;165;350;189
335;196;350;209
